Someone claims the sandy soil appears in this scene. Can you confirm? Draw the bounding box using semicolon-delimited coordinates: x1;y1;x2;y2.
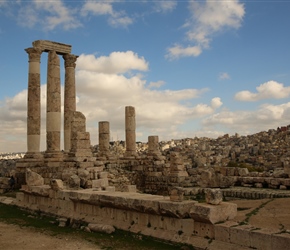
0;222;101;250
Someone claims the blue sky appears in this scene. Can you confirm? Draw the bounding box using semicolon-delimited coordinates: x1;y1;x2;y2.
1;0;290;152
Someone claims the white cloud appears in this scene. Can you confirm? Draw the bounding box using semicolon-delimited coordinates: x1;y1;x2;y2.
154;1;177;13
76;51;149;74
235;81;290;101
166;44;202;60
202;102;290;135
17;0;81;30
219;72;230;80
148;81;165;88
81;0;133;28
167;0;245;59
81;1;113;16
211;97;223;109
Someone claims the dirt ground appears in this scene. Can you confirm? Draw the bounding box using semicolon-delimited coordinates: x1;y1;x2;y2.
0;222;101;250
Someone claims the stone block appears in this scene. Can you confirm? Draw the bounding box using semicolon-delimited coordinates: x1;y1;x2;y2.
29;185;50;197
271;233;290;250
250;228;278;250
77;162;94;169
193;221;215;238
180;218;194;235
159;200;197;218
147;172;162;177
190;202;237;224
92;178;109;188
214;221;238;243
26;168;44;186
71;132;90;140
16;192;25;203
105;186;115;192
50;179;64;190
98;172;108;179
123;185;137;192
205;188;223;205
162;217;182;231
71;139;91;149
229;224;253;247
170;187;184;202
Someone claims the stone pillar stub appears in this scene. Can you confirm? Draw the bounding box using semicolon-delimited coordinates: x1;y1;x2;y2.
148;135;159;153
125;106;137;157
25;47;42;157
69;111;95;162
63;53;78;152
99;121;110;155
46;50;61;154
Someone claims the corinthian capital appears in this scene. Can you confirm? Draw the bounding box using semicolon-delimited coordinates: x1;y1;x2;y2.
25;47;42;62
63;54;78;68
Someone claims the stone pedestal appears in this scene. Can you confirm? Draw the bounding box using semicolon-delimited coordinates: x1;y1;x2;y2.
25;47;42;157
63;54;78;152
125;106;136;157
46;50;61;155
69;111;95;162
169;152;188;177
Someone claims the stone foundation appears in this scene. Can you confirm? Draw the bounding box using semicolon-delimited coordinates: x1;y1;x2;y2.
11;187;290;250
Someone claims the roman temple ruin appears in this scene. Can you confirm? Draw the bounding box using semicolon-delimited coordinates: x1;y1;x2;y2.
1;40;290;249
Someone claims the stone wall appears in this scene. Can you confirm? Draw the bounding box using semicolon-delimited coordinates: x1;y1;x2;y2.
12;186;290;250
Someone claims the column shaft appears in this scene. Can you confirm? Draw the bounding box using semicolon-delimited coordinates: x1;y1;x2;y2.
63;54;78;151
46;51;61;152
99;121;110;153
25;47;42;153
125;106;136;154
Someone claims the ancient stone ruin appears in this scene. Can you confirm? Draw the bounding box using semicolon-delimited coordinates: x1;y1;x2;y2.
1;40;290;249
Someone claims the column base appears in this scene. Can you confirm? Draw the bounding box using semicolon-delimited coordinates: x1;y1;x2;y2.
23;152;44;160
44;151;64;162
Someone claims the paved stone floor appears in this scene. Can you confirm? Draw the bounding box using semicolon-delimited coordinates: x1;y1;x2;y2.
230;197;290;232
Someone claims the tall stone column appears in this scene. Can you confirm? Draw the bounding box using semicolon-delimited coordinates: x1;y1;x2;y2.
125;106;136;156
25;47;42;156
99;121;110;156
46;50;61;153
63;54;78;152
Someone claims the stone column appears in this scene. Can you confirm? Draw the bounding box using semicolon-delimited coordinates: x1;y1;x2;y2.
148;136;159;154
25;47;42;156
63;54;78;152
125;106;136;156
46;50;61;153
99;121;110;156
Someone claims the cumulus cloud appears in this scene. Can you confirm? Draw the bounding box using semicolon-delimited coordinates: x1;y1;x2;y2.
235;81;290;101
202;101;290;136
166;45;202;60
211;97;223;109
74;51;216;145
148;81;165;89
77;51;149;74
167;0;245;59
81;0;133;28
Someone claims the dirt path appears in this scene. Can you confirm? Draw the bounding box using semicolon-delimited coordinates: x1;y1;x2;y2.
0;222;101;250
